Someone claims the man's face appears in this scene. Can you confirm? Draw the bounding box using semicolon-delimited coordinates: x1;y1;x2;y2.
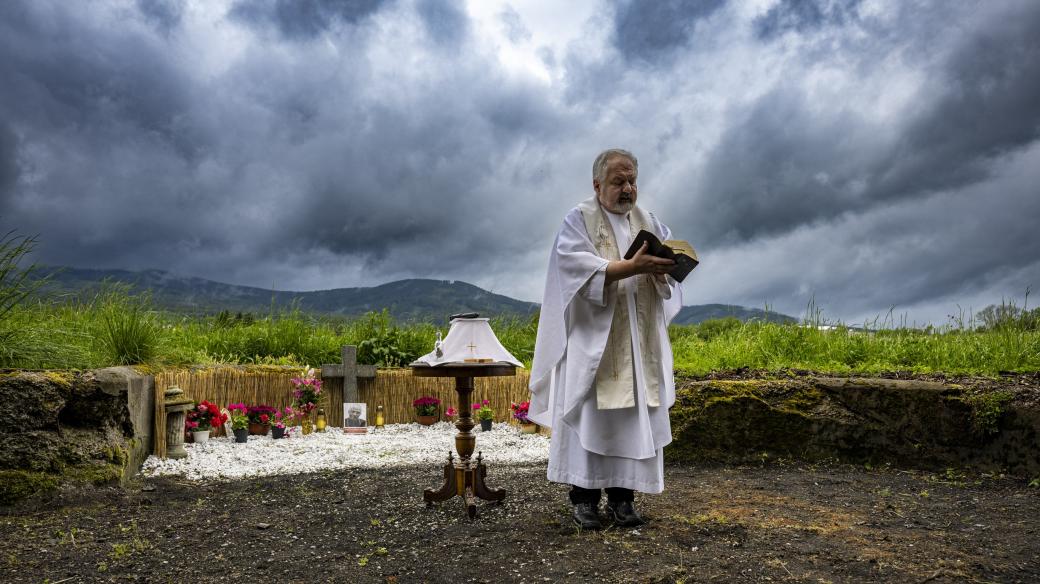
349;410;360;419
594;156;637;214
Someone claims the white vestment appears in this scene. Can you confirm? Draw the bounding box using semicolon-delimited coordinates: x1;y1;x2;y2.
529;199;683;492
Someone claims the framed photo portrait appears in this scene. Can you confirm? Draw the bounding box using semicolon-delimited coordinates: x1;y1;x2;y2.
343;403;368;433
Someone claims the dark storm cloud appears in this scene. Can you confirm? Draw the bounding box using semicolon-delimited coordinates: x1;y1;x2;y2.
0;0;570;282
136;0;186;33
684;0;1040;248
2;0;1038;324
0;1;195;152
229;0;386;39
612;0;726;62
415;0;469;45
706;147;1040;323
875;5;1040;200
0;122;18;202
754;0;862;40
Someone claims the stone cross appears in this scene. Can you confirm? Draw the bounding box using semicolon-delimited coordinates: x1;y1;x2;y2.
320;345;377;426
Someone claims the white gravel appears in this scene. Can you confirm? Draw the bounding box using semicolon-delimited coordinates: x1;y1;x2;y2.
141;422;550;481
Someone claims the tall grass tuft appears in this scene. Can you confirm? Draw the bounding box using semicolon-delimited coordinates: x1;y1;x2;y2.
93;286;162;365
0;231;53;364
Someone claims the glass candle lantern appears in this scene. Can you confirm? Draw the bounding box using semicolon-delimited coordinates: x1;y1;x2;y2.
316;408;327;432
375;405;385;428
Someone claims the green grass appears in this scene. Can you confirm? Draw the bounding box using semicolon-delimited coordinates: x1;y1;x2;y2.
1;289;1038;375
669;319;1040;376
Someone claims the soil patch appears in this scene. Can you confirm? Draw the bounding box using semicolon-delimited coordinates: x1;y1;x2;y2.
2;461;1037;583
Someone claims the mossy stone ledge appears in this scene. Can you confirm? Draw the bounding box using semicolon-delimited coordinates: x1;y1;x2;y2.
0;368;154;506
666;376;1040;477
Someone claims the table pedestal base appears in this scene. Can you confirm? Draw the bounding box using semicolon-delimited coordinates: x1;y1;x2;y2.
424;452;505;518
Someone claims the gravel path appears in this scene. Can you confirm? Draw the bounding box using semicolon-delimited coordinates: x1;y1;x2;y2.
141;422;550;481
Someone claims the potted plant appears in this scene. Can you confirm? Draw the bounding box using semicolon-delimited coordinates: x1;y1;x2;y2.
291;368;322;433
186;400;226;445
228;403;250;443
412;396;441;426
247;404;277;435
511;400;537;434
472;399;494;431
272;407;291;439
444;407;458;424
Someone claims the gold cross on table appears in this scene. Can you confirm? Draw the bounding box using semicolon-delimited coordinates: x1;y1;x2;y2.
467;342;478;355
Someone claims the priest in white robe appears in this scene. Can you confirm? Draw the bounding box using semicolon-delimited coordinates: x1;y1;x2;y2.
529;148;683;530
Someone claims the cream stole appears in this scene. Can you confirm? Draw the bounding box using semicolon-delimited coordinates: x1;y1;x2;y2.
578;198;663;409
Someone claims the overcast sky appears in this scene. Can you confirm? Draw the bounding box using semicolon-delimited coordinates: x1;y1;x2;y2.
2;0;1038;326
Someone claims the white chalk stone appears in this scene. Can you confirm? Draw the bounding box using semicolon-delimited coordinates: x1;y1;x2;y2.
140;422;550;481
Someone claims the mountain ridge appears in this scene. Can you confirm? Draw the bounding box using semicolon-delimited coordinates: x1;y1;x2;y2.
32;266;796;324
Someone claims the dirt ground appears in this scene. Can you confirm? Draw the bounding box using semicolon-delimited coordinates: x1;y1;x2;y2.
1;458;1037;584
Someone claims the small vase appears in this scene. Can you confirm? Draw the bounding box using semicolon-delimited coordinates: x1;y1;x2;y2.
300;418;313;435
480;419;493;432
520;422;538;434
417;415;438;426
272;426;285;439
192;430;210;444
233;427;249;443
248;422;270;436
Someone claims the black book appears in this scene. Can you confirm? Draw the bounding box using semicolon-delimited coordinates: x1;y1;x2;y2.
623;230;699;283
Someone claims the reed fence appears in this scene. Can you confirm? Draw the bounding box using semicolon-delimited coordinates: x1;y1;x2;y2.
152;365;534;427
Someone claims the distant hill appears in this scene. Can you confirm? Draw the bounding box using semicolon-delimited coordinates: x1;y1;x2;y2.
673;304;797;325
33;266;796;324
33;266;539;323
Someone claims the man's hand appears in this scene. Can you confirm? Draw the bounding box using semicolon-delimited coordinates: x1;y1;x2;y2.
606;241;675;284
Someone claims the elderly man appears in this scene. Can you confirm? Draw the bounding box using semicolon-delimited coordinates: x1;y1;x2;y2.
345;406;367;427
528;148;683;529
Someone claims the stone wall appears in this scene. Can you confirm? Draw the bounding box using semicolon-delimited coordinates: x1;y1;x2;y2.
0;368;154;505
667;377;1040;477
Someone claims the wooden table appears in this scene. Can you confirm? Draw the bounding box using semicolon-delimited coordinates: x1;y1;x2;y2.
410;361;516;518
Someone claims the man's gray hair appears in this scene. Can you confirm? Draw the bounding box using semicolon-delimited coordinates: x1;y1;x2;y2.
592;148;638;183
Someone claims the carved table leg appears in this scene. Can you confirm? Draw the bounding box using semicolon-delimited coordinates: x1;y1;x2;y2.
473;452;506;502
423;452;457;506
454;376;475;461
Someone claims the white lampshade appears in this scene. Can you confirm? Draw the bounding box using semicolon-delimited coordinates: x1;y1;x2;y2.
416;318;523;366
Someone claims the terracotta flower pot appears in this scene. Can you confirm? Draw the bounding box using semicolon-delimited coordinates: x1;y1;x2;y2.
417;415;438;426
248;422;270;436
520;422;538;434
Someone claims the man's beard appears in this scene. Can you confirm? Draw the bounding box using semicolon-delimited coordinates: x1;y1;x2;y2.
598;192;636;214
611;199;635;214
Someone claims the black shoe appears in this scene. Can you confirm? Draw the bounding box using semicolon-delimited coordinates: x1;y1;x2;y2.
571;502;603;530
606;500;646;527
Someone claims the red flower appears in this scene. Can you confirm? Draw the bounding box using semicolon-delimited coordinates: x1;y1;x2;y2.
260;414;269;423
